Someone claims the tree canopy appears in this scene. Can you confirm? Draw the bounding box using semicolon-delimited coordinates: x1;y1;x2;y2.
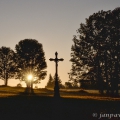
69;7;120;95
0;46;16;86
15;39;47;88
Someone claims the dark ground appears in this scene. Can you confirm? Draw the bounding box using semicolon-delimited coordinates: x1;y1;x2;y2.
0;87;120;120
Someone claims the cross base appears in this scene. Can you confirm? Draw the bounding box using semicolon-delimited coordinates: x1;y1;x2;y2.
54;87;60;98
54;79;60;98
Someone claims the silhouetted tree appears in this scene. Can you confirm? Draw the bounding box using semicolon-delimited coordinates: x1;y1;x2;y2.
15;39;47;88
53;75;64;89
46;74;64;89
0;46;16;86
65;82;73;88
69;7;120;95
45;74;54;88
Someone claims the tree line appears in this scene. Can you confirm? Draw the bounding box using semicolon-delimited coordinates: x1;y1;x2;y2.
45;74;64;89
45;74;79;89
0;39;47;88
69;7;120;95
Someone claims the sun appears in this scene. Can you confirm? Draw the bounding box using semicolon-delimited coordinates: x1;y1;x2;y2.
27;74;33;81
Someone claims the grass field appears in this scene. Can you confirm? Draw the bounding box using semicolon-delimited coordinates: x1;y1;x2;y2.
0;86;120;120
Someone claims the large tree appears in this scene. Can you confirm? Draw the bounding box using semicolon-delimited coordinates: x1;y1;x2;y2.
15;39;47;88
0;46;16;86
69;7;120;95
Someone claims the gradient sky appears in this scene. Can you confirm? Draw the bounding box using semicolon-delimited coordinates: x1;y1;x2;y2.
0;0;120;87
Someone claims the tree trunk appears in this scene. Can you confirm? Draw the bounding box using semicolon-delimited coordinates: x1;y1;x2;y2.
4;73;8;86
115;62;119;96
97;56;103;94
4;78;8;86
104;50;109;94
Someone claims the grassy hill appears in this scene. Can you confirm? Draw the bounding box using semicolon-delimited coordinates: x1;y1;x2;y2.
0;86;120;120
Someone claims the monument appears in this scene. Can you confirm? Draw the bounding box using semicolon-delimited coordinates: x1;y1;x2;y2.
49;52;64;98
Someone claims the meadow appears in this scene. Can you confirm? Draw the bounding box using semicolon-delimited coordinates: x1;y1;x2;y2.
0;86;120;120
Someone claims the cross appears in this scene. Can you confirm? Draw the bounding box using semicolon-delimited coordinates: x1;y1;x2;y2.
49;52;64;98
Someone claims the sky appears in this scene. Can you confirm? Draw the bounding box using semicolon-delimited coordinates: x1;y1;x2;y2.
0;0;120;88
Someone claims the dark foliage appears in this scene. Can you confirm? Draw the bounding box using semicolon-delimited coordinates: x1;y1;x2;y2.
45;74;64;89
0;46;16;86
69;7;120;95
15;39;47;88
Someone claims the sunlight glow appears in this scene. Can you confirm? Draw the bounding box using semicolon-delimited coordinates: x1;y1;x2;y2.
27;74;33;81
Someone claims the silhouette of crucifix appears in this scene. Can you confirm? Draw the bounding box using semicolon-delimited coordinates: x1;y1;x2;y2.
49;52;64;98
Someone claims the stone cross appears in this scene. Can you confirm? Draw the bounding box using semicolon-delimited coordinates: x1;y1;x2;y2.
49;52;64;98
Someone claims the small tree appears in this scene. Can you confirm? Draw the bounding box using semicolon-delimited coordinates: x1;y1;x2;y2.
46;74;64;89
45;74;54;88
53;75;64;89
65;82;73;88
0;46;16;86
